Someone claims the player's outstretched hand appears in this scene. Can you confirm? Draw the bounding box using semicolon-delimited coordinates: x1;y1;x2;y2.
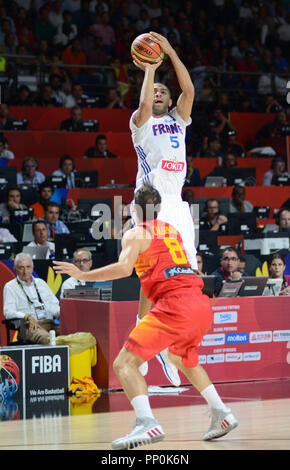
149;31;174;56
53;260;81;279
132;54;163;71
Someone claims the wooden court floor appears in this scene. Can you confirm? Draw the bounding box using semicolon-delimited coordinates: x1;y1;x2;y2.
0;379;289;451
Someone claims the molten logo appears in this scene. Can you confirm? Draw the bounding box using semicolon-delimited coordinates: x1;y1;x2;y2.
0;355;20;399
161;160;185;172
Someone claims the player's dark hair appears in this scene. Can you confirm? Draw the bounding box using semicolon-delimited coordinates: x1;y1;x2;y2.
134;183;161;221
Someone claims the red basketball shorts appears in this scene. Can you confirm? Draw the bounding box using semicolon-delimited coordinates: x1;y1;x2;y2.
124;287;213;368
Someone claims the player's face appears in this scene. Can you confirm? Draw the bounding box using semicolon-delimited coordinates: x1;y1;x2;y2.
152;84;172;116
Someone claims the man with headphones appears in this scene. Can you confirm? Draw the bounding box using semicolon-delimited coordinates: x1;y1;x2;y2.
200;199;228;231
17;157;46;188
262;156;290;186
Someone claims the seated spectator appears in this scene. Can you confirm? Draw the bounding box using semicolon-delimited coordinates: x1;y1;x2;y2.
208;107;237;143
200;199;228;231
52;154;76;188
91;11;116;57
277;208;290;231
205;152;237;180
195;252;207;276
267;253;290;295
182;189;195;205
60;106;84;131
258;64;288;96
255;111;288;144
53;10;78;48
0;187;27;223
262;157;290;186
184;155;203;187
229;185;253;213
221;130;246;157
61;37;87;75
238;254;247;274
49;73;67;107
43;201;70;240
30;182;54;219
60;248;93;297
64;83;88;108
26;220;55;259
34;5;55;44
3;252;60;344
17;157;46;188
198;134;224;158
33;84;58;107
0;104;15;130
0;137;15;162
103;87;126;109
211;247;248;296
84;134;117;158
8;84;34;106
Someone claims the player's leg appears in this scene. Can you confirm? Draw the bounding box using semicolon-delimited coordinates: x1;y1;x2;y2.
112;347;165;450
136;286;152;376
168;351;238;440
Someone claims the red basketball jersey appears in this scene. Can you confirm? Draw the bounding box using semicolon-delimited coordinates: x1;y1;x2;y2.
134;219;203;304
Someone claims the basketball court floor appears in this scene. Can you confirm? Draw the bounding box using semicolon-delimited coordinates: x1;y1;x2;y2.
0;377;289;451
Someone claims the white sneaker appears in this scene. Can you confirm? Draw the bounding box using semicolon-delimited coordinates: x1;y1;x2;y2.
202;407;238;440
156;349;181;387
139;361;148;376
112;417;165;450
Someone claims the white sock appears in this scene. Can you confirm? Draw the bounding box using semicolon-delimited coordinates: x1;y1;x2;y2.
201;384;228;411
136;314;140;325
131;394;155;419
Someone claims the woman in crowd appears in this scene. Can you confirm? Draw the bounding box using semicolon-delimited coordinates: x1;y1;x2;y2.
268;253;290;295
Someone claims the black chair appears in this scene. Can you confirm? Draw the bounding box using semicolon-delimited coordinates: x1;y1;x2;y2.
2;318;32;346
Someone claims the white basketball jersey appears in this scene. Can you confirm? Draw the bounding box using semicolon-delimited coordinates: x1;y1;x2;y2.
129;107;191;197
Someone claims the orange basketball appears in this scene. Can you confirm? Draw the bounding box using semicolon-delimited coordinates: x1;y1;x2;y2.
131;34;164;64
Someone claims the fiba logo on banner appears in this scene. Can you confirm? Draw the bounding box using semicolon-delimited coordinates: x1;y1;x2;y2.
0;354;20;400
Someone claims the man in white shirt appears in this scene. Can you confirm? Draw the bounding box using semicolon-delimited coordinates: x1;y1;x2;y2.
60;248;93;297
3;252;60;344
27;220;55;259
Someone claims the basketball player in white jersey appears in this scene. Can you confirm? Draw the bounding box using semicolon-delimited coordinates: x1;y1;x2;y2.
130;32;197;386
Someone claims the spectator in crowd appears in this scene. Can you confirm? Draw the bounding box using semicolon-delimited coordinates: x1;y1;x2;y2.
267;253;290;295
33;84;58;107
17;157;46;188
229;185;253;213
60;248;93;297
103;87;126;109
64;83;88;108
60;106;84;131
53;9;78;49
91;11;116;57
48;0;63;30
61;36;87;75
200;199;228;231
72;0;95;35
182;189;195;207
0;138;15;162
26;220;55;259
195;252;207;276
8;85;33;106
84;134;117;158
0;104;15;130
255;111;288;144
183;155;203;187
0;187;27;223
258;64;288;96
34;5;56;44
43;201;70;240
221;130;246;157
262;157;290;185
211;247;248;296
208;107;237;143
49;73;67;107
135;8;150;33
277;208;290;231
30;182;54;219
198;134;224;158
52;154;76;188
238;254;247;274
3;252;60;344
204;152;237;181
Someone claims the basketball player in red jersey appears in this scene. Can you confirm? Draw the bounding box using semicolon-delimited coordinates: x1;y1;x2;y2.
54;184;238;449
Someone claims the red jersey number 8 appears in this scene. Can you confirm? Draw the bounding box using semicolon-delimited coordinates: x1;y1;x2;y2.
164;238;187;264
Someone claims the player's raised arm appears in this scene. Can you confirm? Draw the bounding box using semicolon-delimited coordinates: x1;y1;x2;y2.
149;32;195;122
132;55;163;128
